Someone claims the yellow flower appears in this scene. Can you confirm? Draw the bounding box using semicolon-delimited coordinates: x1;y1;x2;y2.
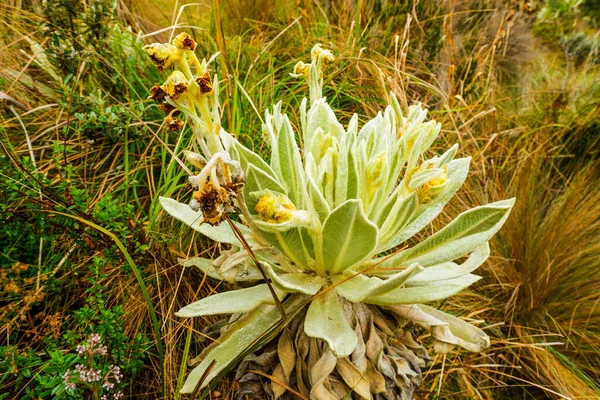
417;166;448;203
292;61;309;78
255;191;296;223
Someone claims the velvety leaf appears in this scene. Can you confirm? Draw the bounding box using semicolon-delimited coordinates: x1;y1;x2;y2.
346;149;359;201
363;274;481;305
306;99;344;150
321;200;378;274
275;114;306;207
377;192;419;249
182;257;264;282
263;262;324;295
260;228;314;270
180;295;306;393
181;257;222;280
379;198;515;269
386;304;490;353
159;197;251;245
175;284;283;317
305;291;357;357
332;263;423;303
405;119;440;172
409;242;490;282
436;144;458;167
252;218;301;233
225;135;277;179
421;304;490;352
307;174;331;222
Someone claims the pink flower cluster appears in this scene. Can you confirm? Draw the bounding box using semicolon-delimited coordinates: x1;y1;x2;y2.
62;333;124;398
102;364;123;390
77;333;108;356
101;391;123;400
62;370;76;391
74;363;102;382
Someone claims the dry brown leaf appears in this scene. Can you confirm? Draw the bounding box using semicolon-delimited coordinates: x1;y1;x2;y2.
365;320;384;361
279;328;296;378
335;357;372;399
309;348;338;400
351;324;368;373
329;376;352;398
365;365;387;394
272;363;287;398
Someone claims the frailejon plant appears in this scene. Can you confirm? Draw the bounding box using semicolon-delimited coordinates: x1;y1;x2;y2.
147;33;514;398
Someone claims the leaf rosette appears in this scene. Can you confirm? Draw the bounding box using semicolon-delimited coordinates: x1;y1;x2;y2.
148;37;515;396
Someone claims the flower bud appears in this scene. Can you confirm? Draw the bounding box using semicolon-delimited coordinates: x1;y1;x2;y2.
417;166;447;203
183;150;207;169
311;44;334;64
366;153;387;190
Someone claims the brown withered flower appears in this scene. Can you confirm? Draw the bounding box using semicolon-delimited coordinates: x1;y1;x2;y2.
150;84;167;102
188;152;245;225
159;103;176;114
143;43;177;70
196;72;213;94
165;116;184;132
173;32;197;51
162;71;189;99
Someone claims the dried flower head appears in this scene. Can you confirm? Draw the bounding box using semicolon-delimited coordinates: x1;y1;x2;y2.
165;115;184;132
188;152;245;225
173;32;197;51
149;84;167;102
195;71;213;94
162;71;188;99
143;43;177;70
